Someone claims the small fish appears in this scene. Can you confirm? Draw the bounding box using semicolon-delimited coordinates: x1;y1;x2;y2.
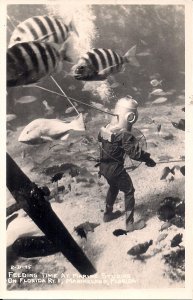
51;172;64;183
72;45;139;81
181;107;185;112
6;114;17;122
152;97;168;104
157;123;162;133
18;113;85;144
7;39;77;87
171;119;185;131
110;82;120;88
136;51;151;56
162;133;174;140
74;222;100;239
141;116;155;124
113;229;127;236
65;106;75;114
14;95;37;104
171;233;183;247
150;79;162;87
156;233;168;244
74;227;87;239
9;15;79;47
68;85;76;91
180;165;185;176
147;142;158;148
160;167;171;180
159;222;172;231
150;89;163;95
127;240;153;256
42;100;54;115
90;102;104;109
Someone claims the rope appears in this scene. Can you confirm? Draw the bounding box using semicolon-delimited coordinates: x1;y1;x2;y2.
22;84;118;117
50;76;79;115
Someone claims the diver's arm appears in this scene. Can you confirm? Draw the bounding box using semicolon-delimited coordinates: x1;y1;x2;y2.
122;132;156;167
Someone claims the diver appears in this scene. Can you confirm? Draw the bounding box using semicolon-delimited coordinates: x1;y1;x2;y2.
97;96;156;232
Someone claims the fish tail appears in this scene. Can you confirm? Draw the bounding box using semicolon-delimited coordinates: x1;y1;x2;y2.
123;45;140;67
70;113;85;131
59;35;79;64
69;18;79;36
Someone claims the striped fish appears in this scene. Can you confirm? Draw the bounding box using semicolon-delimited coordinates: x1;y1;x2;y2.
9;15;78;48
7;41;62;87
72;45;139;81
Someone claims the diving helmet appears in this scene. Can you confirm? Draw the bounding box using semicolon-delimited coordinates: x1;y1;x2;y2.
110;95;138;130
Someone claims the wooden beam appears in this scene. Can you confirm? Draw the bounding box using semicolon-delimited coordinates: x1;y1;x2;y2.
6;152;96;276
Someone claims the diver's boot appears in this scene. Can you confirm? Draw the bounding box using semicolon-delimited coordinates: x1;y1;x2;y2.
126;211;146;232
103;205;121;222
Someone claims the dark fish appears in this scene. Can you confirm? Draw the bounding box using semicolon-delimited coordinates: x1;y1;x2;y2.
181;107;185;112
160;167;171;180
74;227;87;239
113;229;127;236
160;222;172;232
74;222;100;239
75;221;100;233
171;119;185;131
72;45;139;81
9;15;78;47
127;240;153;256
171;233;183;247
43;163;79;176
7;41;61;87
51;172;64;182
11;236;58;257
162;133;174;140
180;165;185;176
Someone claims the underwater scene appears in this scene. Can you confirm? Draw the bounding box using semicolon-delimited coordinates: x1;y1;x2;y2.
6;3;185;290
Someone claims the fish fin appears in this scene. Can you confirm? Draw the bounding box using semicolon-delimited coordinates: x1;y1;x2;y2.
40;136;54;141
98;65;118;77
60;34;80;64
70;113;86;131
60;133;70;141
35;32;56;43
69;18;79;36
124;45;140;67
108;76;120;88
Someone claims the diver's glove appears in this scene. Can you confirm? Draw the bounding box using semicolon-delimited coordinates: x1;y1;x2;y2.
141;152;156;167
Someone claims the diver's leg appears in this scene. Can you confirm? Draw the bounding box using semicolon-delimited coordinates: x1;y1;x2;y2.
119;171;145;231
103;180;121;222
